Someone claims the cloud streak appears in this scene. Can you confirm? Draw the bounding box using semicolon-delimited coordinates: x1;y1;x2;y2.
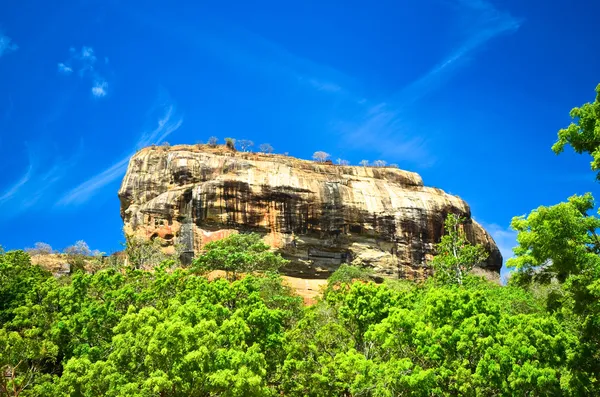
124;0;519;167
0;32;18;58
0;164;33;204
0;144;79;215
57;105;183;206
347;0;521;163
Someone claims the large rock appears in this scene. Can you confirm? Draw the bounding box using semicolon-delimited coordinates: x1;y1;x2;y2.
118;145;502;280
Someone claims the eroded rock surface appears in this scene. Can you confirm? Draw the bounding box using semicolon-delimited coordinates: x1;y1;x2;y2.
119;145;502;279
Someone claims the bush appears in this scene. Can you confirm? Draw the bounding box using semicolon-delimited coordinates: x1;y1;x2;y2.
192;233;288;281
225;137;236;150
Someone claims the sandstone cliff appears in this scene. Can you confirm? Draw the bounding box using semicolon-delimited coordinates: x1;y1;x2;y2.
118;145;502;279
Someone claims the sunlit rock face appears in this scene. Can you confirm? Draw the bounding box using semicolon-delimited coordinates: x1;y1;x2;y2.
118;145;502;280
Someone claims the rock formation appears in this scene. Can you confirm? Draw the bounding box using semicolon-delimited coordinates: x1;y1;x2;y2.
118;145;502;279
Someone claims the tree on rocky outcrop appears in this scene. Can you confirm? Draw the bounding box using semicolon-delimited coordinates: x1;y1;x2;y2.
432;214;488;286
208;136;218;147
124;235;180;270
336;158;349;166
359;160;369;167
326;264;374;291
259;143;274;153
373;160;387;167
238;139;254;152
552;83;600;179
312;151;330;162
25;242;54;256
64;240;92;274
225;137;236;150
192;233;288;281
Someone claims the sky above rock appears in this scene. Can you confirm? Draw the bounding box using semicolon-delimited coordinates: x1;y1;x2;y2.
1;0;599;279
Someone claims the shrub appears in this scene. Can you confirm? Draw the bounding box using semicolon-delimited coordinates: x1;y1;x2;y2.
225;137;236;150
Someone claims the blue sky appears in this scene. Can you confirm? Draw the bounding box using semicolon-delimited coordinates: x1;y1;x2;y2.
1;0;599;277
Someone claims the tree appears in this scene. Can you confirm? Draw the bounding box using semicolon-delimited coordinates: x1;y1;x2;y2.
25;242;54;256
507;193;600;285
208;136;218;147
124;235;181;270
64;240;92;274
552;83;600;179
507;194;600;390
259;143;274;153
192;233;288;281
336;158;349;166
327;264;374;290
238;139;254;152
372;160;387;167
0;329;58;397
432;214;488;285
359;160;369;167
225;137;236;150
312;151;330;162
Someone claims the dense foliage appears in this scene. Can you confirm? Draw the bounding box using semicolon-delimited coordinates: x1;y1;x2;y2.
0;245;597;395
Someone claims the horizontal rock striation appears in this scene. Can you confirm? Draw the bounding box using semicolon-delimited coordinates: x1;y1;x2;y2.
118;145;502;279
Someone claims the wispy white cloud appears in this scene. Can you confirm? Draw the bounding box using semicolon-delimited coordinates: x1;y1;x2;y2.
0;144;79;215
57;62;73;74
57;104;183;206
347;0;521;163
91;80;108;97
125;0;519;166
58;46;110;98
0;32;18;58
81;46;96;62
303;77;342;93
0;164;33;204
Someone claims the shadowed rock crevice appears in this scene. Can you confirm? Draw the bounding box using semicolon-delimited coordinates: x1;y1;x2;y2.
118;145;502;280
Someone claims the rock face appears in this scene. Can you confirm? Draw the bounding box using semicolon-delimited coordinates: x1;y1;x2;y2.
118;145;502;280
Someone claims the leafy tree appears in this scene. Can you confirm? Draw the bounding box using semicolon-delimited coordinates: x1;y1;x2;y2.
0;328;58;397
124;234;181;270
192;233;288;281
508;193;600;285
0;250;50;323
507;193;600;390
327;264;374;289
552;83;600;179
259;143;274;153
312;151;330;162
432;214;488;285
